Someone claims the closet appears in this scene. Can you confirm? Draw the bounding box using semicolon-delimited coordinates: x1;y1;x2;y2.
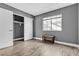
0;8;33;49
13;14;24;41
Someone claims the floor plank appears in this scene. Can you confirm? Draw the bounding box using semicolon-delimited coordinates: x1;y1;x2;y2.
0;39;79;56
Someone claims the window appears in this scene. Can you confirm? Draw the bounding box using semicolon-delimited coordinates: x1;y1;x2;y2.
43;19;51;31
43;14;62;31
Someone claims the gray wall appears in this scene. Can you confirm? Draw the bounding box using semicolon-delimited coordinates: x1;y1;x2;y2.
34;4;78;44
0;3;33;18
78;4;79;44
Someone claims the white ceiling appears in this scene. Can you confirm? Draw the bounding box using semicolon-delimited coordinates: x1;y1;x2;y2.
6;3;75;16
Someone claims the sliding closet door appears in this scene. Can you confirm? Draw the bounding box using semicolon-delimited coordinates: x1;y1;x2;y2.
0;8;13;49
24;17;33;40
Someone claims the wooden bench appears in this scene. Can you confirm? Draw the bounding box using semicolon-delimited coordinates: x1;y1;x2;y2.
42;34;55;44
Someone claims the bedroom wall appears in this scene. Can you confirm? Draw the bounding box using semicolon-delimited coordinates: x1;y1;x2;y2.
78;4;79;44
34;4;78;44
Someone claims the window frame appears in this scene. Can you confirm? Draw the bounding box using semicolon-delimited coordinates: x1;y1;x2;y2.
42;14;62;31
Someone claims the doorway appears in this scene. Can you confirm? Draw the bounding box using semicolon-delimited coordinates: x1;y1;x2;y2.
13;14;24;42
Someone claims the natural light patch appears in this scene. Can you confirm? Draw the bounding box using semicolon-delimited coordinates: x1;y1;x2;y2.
43;20;51;31
43;14;62;31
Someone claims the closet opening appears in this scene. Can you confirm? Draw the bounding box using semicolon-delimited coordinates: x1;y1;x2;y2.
13;14;24;42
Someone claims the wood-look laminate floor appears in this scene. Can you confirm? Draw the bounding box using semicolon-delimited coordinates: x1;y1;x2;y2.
0;39;79;56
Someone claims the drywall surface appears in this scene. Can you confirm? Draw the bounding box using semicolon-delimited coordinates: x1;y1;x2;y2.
78;4;79;44
34;4;78;44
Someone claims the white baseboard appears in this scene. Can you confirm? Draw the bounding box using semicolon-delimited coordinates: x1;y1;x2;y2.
0;42;13;49
13;37;24;41
33;37;42;40
55;41;79;48
33;37;79;48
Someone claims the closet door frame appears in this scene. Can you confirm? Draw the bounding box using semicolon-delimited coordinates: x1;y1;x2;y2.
13;13;33;41
13;13;24;41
